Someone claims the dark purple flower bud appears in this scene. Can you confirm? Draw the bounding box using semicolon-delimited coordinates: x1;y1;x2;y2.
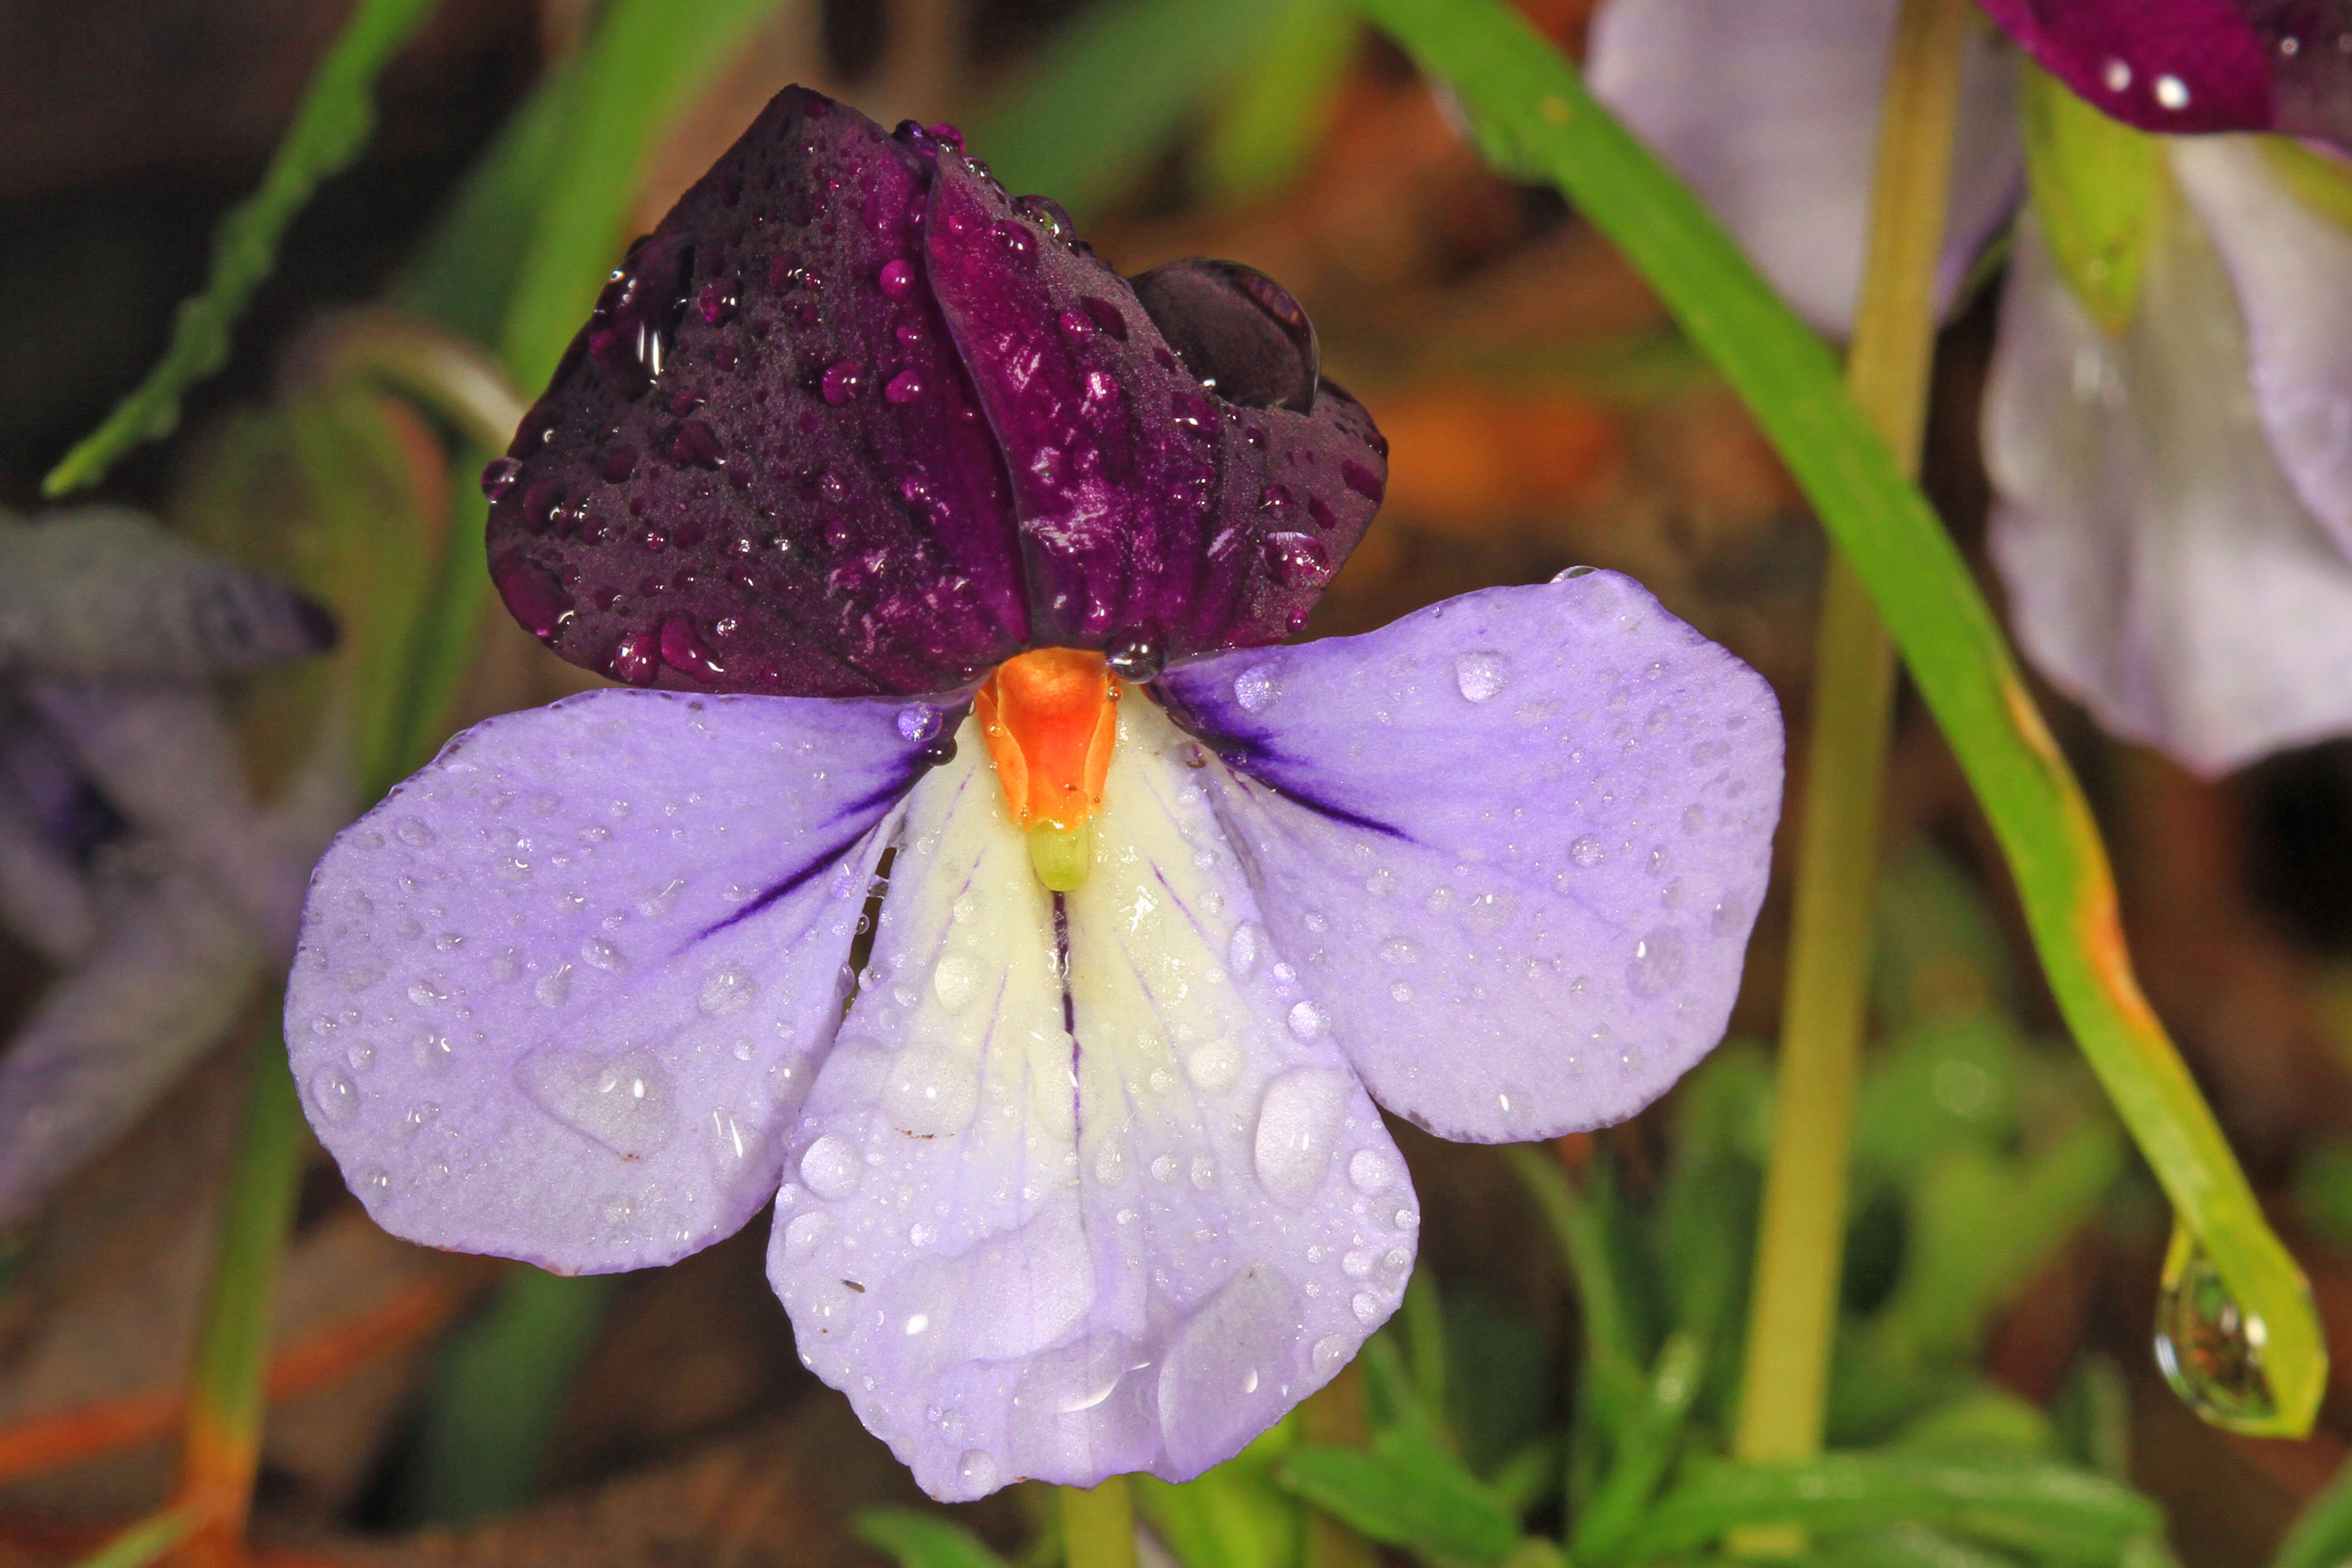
1978;0;2352;151
485;86;1387;697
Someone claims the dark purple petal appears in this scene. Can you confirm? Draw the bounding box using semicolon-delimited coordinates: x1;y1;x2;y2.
487;88;1030;697
921;151;1387;661
1154;572;1784;1142
284;690;939;1273
1977;0;2352;150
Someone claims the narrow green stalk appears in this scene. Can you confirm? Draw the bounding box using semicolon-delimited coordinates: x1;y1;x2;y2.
1062;1478;1139;1568
172;1034;306;1567
62;1506;199;1568
1350;0;2328;1444
1733;0;1973;1504
1499;1142;1636;1374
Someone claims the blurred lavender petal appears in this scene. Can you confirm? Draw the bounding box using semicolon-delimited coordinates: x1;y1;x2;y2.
0;508;335;684
1985;205;2352;775
26;682;310;956
2171;136;2352;559
1587;0;2024;334
0;867;262;1230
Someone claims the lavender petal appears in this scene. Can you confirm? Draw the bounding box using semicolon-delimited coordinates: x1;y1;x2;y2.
1154;572;1784;1142
284;689;930;1273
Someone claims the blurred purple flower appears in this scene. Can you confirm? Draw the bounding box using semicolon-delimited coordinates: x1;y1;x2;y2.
0;508;338;1229
1590;0;2352;774
284;88;1784;1499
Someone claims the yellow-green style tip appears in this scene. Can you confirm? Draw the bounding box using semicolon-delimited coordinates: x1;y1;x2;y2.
1028;820;1092;892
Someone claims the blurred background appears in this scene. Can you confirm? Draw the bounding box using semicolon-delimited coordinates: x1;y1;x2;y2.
3;1;2352;1563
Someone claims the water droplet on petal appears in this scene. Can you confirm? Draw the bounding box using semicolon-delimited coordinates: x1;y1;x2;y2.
957;1450;999;1493
1569;834;1607;868
1454;651;1509;702
883;1050;979;1136
699;964;757;1016
518;1050;676;1158
932;951;985;1013
897;704;945;743
1186;1038;1243;1090
1313;1333;1354;1376
1232;666;1279;714
310;1068;360;1125
396;817;436;848
1227;922;1265;978
581;937;629;974
800;1134;862;1199
1348;1148;1396;1193
1254;1068;1350;1207
1627;927;1686;997
535;964;573;1007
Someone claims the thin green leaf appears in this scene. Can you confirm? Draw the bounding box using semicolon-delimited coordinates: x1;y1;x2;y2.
2274;1459;2352;1568
1353;0;2326;1436
969;0;1303;219
1132;1421;1303;1568
62;1507;201;1568
42;0;441;495
1812;1523;2019;1568
398;1270;619;1524
1624;1454;2160;1563
497;0;800;387
854;1509;1012;1568
1198;0;1357;207
1279;1432;1524;1566
1569;1332;1703;1565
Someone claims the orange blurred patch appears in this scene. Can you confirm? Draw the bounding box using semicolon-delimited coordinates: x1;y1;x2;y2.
1374;383;1624;536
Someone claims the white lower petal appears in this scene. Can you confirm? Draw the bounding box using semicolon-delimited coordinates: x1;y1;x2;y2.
770;698;1415;1499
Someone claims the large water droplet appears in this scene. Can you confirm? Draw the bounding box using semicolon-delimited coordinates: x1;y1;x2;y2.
800;1134;862;1199
1627;927;1686;997
309;1067;360;1125
1130;258;1320;412
1454;651;1509;702
883;1049;979;1136
1254;1068;1350;1207
933;951;986;1013
699;964;758;1016
1232;666;1279;714
2154;1221;2278;1431
1228;922;1265;978
518;1050;677;1158
956;1450;999;1494
1186;1038;1243;1090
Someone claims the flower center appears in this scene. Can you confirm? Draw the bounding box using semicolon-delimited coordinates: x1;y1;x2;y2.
975;648;1120;892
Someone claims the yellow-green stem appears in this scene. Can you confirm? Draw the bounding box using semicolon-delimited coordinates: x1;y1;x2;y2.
1061;1477;1138;1568
1731;0;1972;1511
171;1033;306;1567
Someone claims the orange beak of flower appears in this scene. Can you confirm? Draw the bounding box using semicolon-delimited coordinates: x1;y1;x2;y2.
975;648;1121;891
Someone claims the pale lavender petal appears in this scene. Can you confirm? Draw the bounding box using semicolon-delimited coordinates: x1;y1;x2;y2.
2172;136;2352;558
0;508;334;683
25;682;307;956
1586;0;2023;334
1154;573;1783;1142
285;689;937;1273
0;766;100;966
1984;210;2352;774
0;869;260;1229
769;699;1415;1500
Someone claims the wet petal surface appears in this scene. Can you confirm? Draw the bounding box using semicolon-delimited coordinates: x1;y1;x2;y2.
769;699;1412;1499
1588;0;2023;334
922;155;1386;660
1985;206;2352;774
1155;573;1783;1142
1975;0;2352;152
487;88;1029;697
285;690;933;1271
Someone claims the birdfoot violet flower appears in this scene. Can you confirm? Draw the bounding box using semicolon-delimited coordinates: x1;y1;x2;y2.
284;88;1784;1498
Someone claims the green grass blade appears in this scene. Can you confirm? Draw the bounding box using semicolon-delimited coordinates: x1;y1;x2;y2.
41;0;441;495
968;0;1303;217
854;1511;1011;1568
496;0;798;387
1353;0;2326;1438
